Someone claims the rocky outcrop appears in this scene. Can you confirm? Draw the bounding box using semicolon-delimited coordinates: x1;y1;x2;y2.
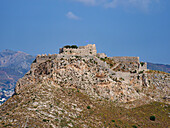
15;53;170;104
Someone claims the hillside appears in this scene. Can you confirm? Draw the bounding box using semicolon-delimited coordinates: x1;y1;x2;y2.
0;45;169;127
147;62;170;73
0;49;35;104
0;83;169;128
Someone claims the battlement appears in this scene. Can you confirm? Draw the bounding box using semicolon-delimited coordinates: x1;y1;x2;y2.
59;44;97;56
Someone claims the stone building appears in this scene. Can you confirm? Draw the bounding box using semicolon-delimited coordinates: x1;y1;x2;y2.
59;44;97;56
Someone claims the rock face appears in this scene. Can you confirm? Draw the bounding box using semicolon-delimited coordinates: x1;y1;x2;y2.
15;44;170;105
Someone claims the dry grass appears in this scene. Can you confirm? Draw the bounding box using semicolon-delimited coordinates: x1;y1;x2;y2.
0;83;169;128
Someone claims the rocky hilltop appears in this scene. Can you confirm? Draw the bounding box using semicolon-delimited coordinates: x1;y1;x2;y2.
0;44;169;128
15;44;169;105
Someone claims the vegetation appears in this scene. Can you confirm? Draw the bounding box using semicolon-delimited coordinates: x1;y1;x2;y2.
138;71;143;74
87;106;91;109
140;62;145;66
43;119;49;122
112;120;115;122
146;70;168;74
132;125;138;128
150;116;156;121
0;83;169;127
64;45;78;49
130;70;137;73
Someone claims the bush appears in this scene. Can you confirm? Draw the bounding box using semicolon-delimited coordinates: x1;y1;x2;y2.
71;45;78;49
132;125;137;128
150;116;156;121
130;70;137;73
100;58;105;61
64;45;78;49
64;45;71;48
110;63;113;67
4;124;12;127
138;71;143;74
112;120;115;122
140;62;145;66
43;119;49;122
87;106;91;109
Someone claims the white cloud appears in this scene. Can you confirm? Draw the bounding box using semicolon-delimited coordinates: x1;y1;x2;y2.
73;0;97;5
105;0;159;10
72;0;160;11
66;11;81;20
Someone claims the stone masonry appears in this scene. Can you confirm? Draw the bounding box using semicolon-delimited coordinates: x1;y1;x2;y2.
59;44;97;56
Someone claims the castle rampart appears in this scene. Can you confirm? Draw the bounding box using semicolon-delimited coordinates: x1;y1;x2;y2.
109;56;140;63
59;44;97;56
31;44;147;72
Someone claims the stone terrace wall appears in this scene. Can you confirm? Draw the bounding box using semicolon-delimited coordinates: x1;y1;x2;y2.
59;44;97;56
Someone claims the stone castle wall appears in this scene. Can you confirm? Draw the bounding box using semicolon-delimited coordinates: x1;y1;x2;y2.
59;44;97;56
109;56;140;63
31;44;147;72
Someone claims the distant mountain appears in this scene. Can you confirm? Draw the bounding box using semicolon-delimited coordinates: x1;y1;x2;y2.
147;62;170;73
0;49;35;104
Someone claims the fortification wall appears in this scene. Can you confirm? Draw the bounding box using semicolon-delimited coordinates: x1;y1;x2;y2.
109;56;140;63
31;45;147;72
60;44;97;56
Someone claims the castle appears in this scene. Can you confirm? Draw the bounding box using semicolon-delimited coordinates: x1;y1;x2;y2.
33;44;147;72
59;44;97;56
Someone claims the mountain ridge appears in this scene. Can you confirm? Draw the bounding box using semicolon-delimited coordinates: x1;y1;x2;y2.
0;49;35;104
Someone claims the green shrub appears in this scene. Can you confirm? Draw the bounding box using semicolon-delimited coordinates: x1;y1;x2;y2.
150;116;156;121
64;45;78;49
140;62;145;66
43;119;49;122
132;125;137;128
139;71;143;74
110;63;113;67
71;45;78;49
130;70;137;73
112;120;115;122
100;58;105;61
87;106;91;109
4;124;12;127
64;45;71;48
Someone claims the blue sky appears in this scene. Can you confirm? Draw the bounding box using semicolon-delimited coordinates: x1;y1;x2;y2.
0;0;170;64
